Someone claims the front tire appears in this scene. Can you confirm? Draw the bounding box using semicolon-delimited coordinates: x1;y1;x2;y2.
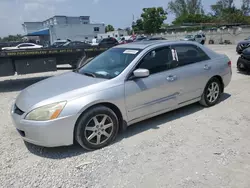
200;77;222;107
75;106;119;150
237;61;246;72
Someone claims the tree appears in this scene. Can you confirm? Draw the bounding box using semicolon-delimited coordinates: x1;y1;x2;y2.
105;24;114;32
124;27;132;35
211;0;234;16
141;7;167;33
172;14;214;25
209;0;250;24
132;19;144;32
0;34;23;42
241;0;250;15
168;0;204;17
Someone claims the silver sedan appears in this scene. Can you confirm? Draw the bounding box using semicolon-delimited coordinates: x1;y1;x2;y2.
11;41;232;150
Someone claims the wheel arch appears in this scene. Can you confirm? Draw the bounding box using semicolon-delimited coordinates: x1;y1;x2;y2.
73;102;126;143
213;75;224;93
202;75;224;94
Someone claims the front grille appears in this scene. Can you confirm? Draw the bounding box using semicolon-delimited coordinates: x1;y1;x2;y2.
14;104;25;115
241;43;250;48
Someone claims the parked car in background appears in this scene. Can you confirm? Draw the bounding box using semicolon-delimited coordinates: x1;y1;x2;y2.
2;43;43;50
237;47;250;71
134;35;147;41
11;40;232;150
181;34;206;44
62;41;91;48
181;35;196;41
194;34;206;44
119;37;134;44
98;37;119;48
0;42;23;51
143;36;167;41
49;40;71;48
236;36;250;54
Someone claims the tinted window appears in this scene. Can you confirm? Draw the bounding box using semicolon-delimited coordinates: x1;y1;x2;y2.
108;38;118;44
196;35;202;38
172;45;210;66
99;38;109;44
137;47;173;74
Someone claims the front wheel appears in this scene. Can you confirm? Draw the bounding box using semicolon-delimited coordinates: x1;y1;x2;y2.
200;78;222;107
237;61;246;72
75;106;119;150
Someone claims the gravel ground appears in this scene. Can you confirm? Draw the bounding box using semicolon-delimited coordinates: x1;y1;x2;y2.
0;45;250;188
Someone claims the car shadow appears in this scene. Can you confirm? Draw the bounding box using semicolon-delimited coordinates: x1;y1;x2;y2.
0;76;51;92
25;93;231;159
237;70;250;75
117;93;231;142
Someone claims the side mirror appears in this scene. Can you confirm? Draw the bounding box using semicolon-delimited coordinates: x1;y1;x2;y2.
133;68;149;78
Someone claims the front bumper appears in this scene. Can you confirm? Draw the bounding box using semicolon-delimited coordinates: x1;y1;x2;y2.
237;56;250;70
11;104;78;147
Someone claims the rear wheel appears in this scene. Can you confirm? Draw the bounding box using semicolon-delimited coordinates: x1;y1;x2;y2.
200;77;222;107
201;40;205;45
75;106;119;150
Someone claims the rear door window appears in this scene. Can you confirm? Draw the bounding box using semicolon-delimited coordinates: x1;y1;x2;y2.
172;44;210;67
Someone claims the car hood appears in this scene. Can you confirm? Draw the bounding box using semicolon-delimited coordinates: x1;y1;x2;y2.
15;71;108;112
238;40;250;45
242;47;250;56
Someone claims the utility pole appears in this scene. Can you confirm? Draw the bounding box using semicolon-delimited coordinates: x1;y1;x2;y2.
132;14;135;36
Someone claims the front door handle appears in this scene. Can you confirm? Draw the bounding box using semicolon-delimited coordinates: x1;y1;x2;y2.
204;65;211;70
166;75;177;82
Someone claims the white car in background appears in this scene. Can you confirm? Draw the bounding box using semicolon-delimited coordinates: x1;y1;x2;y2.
1;43;43;50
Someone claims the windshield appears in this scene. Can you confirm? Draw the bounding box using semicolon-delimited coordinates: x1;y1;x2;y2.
78;48;141;79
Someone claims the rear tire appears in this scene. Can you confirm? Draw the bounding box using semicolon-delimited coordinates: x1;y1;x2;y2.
200;77;222;107
75;106;119;150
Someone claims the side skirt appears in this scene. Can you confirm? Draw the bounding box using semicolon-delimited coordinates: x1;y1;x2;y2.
127;97;201;126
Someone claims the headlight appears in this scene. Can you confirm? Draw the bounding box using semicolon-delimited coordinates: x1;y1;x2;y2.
25;101;66;121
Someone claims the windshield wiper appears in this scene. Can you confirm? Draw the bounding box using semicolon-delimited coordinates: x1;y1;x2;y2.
82;71;96;78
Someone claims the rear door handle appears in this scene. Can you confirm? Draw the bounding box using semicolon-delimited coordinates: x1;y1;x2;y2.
166;75;177;82
204;65;211;70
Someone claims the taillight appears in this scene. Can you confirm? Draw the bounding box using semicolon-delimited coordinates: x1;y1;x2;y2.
228;61;232;67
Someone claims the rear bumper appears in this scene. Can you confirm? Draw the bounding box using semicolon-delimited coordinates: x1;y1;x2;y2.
222;71;232;89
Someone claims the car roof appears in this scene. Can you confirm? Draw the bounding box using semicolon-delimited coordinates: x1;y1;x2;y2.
113;40;197;49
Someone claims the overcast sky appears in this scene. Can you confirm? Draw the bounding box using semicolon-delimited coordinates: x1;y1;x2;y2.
0;0;243;37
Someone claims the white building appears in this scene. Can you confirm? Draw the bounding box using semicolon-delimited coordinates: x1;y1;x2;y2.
97;30;128;39
22;16;105;45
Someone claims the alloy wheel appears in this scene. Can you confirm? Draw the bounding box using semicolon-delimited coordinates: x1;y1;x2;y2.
84;114;114;145
206;82;220;103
